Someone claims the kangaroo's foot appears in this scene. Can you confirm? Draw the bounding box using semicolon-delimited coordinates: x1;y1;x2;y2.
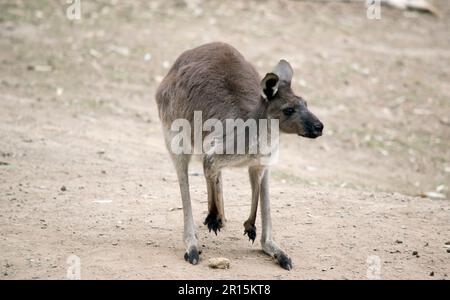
274;251;292;270
204;213;223;235
243;220;257;243
261;239;293;270
184;245;200;265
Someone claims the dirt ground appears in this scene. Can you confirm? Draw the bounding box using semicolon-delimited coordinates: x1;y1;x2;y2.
0;0;449;279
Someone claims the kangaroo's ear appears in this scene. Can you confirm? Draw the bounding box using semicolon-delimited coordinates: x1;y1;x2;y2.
273;59;293;85
260;73;279;101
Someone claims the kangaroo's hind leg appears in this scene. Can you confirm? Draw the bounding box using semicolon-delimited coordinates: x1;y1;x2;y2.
259;169;292;270
164;128;200;264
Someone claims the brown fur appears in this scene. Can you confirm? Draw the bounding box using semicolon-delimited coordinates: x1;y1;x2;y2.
156;42;261;127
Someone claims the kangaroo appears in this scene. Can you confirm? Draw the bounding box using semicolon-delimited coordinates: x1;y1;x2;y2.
155;42;323;270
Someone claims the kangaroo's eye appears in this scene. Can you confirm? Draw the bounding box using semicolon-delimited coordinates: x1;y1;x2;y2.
282;107;295;116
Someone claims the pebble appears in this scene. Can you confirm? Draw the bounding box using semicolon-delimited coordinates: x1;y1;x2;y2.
208;257;230;269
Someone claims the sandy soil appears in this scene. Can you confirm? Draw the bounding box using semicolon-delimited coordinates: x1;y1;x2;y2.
0;0;449;279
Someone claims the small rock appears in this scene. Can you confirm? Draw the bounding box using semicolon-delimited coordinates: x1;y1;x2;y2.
56;87;64;96
412;251;418;256
89;49;102;58
208;257;230;269
298;79;307;87
395;240;403;244
436;184;447;193
146;241;159;247
60;186;66;192
27;65;53;72
109;45;129;57
144;53;152;61
93;199;112;204
429;271;434;277
424;192;446;199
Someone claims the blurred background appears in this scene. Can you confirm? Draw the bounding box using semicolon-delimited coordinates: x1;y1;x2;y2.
0;0;449;279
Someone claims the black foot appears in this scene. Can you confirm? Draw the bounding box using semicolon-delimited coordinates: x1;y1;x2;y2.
184;246;200;265
244;226;256;244
243;221;256;244
204;213;222;235
275;252;293;270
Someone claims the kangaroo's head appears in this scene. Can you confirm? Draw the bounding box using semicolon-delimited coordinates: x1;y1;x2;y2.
260;60;323;138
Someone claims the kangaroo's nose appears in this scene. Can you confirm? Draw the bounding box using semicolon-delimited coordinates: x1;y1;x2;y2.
314;122;324;132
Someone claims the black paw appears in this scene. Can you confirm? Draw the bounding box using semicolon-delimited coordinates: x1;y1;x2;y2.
244;227;256;244
275;252;293;270
184;246;200;265
204;214;222;235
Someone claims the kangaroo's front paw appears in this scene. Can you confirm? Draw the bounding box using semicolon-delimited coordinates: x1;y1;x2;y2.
184;246;200;265
243;221;256;243
275;252;293;270
204;213;223;235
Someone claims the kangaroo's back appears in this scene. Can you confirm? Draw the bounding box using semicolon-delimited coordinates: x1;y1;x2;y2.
155;42;261;127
